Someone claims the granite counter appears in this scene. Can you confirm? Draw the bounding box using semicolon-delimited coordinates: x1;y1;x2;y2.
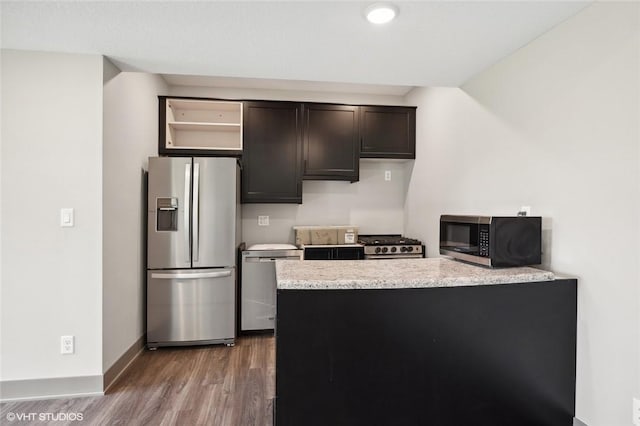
275;257;554;290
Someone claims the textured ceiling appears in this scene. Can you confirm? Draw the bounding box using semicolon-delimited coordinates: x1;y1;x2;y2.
1;1;590;91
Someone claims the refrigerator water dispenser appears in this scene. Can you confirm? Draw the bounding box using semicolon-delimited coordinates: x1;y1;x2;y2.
156;197;178;231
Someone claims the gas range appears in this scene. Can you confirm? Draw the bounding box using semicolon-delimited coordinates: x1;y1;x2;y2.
358;234;424;259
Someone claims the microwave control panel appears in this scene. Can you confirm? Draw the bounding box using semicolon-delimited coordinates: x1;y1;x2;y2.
479;224;490;257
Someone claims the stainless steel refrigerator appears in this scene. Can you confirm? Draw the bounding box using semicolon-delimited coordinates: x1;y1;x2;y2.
146;157;240;348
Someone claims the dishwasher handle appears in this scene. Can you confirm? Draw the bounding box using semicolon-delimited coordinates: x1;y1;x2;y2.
243;257;301;263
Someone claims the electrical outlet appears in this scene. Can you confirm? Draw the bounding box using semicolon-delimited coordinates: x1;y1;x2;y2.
384;170;391;181
633;397;640;425
519;205;531;216
258;215;269;226
61;336;74;355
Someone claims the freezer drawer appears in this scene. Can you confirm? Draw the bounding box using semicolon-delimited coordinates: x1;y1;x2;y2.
241;250;302;331
147;268;235;347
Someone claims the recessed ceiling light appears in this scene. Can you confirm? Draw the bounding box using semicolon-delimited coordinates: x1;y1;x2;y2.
365;3;398;25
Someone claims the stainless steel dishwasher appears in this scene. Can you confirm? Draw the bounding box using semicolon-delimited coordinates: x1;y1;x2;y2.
241;244;302;331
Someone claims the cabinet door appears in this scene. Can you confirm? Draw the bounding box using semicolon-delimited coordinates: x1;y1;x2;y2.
303;247;334;260
360;106;416;159
303;104;359;181
242;101;303;203
335;246;365;260
303;246;364;260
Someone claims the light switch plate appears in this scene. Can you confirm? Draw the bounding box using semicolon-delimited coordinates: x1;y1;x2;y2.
60;208;74;227
258;215;269;226
384;170;391;181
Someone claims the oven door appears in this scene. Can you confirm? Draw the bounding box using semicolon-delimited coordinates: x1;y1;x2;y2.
439;215;489;258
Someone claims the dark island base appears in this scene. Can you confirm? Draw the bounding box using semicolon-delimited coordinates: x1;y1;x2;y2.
275;279;577;426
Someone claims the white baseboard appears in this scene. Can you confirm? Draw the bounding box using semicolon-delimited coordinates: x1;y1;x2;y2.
0;375;103;402
1;336;145;401
103;335;145;392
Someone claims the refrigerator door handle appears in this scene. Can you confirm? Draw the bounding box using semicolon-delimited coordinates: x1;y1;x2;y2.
151;270;232;280
192;162;200;262
184;163;191;263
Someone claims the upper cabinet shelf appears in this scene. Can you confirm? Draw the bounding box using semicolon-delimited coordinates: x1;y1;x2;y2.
159;97;243;156
167;122;241;131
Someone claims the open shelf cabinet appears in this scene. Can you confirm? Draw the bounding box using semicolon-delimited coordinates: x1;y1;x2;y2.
159;97;243;156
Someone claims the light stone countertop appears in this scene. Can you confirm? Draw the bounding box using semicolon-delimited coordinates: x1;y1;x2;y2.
275;257;555;290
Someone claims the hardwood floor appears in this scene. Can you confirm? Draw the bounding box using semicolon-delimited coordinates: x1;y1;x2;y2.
0;335;274;426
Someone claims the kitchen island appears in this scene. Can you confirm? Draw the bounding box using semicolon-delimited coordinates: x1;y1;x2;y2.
274;258;576;426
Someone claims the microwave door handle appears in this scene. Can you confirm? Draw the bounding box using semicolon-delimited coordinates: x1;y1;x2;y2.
184;163;191;263
192;162;200;263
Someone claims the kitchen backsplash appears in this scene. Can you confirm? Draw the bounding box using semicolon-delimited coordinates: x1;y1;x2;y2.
241;160;412;245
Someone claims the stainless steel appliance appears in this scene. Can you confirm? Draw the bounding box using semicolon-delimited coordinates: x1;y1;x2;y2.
358;235;424;259
241;244;302;331
146;157;240;348
440;215;542;267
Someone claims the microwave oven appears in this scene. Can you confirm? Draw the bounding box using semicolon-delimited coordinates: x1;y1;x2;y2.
440;215;542;267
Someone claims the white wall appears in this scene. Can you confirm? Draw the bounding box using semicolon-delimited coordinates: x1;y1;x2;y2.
242;160;411;245
168;85;408;107
1;50;103;381
171;85;412;245
102;68;168;372
405;3;639;425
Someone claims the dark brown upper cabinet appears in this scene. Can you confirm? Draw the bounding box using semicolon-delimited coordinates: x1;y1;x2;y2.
241;101;303;204
303;103;360;182
359;106;416;159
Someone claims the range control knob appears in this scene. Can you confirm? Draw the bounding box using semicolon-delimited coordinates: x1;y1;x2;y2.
400;246;407;252
382;247;389;253
407;246;414;252
375;247;382;254
391;247;397;253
